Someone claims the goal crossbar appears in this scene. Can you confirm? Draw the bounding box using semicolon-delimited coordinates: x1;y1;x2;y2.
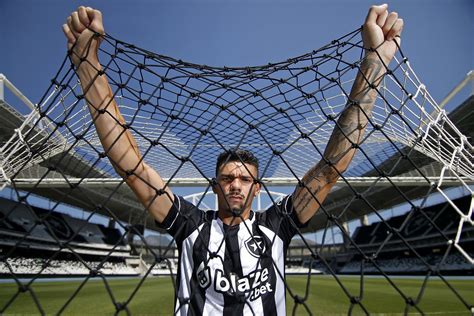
5;176;472;188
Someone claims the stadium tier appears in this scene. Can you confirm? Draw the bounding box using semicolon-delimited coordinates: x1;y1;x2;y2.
333;195;474;275
0;196;140;277
0;197;128;250
351;195;473;246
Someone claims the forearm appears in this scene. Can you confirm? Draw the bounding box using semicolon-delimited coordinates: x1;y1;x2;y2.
293;54;386;223
323;53;385;175
77;60;143;178
78;61;174;220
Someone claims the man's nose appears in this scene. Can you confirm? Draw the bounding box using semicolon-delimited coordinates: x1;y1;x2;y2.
230;177;242;190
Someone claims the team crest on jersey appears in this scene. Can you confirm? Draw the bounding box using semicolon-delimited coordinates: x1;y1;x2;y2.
244;235;266;258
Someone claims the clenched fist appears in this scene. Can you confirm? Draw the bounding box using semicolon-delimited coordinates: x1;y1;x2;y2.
362;4;404;64
62;6;104;68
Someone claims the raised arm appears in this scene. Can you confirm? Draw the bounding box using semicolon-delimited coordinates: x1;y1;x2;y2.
62;6;174;223
292;4;403;224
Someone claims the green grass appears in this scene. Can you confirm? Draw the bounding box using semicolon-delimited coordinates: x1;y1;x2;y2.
286;275;473;315
0;275;472;315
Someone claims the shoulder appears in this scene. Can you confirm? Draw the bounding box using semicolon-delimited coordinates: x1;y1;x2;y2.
256;195;292;225
156;195;212;242
263;195;293;215
256;195;308;244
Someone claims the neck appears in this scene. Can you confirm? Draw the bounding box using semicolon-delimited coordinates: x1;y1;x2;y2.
218;208;251;226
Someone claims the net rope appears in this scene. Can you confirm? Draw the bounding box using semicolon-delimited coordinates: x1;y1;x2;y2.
0;27;473;315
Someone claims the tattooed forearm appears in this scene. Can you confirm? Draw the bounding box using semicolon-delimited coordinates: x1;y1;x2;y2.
293;159;342;223
293;190;313;215
294;165;323;210
351;56;384;107
293;55;386;223
324;56;385;169
333;57;384;141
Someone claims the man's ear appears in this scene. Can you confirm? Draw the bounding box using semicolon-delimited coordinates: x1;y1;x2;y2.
254;180;261;196
211;177;218;194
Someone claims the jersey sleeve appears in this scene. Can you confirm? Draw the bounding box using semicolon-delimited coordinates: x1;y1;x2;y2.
155;195;205;245
258;195;309;246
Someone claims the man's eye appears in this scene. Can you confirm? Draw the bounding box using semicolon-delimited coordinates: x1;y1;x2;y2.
221;176;233;182
241;177;253;183
219;176;254;183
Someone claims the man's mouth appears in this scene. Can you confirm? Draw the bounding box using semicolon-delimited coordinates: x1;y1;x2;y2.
227;194;244;201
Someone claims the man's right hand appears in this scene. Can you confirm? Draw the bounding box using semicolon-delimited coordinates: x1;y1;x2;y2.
62;6;104;68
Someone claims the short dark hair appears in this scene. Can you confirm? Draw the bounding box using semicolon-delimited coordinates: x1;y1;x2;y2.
215;148;259;177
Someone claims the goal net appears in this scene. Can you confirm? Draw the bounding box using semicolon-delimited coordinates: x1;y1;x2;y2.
0;27;472;314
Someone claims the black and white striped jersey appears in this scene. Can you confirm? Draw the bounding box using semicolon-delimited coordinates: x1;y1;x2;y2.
158;194;307;315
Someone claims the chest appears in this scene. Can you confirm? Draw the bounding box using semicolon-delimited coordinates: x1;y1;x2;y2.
189;223;269;274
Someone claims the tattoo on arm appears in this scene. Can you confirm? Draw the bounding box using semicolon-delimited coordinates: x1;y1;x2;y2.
293;162;337;215
327;57;384;160
293;56;385;217
352;57;384;107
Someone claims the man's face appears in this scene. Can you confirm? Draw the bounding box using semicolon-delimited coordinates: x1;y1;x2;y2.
213;161;260;218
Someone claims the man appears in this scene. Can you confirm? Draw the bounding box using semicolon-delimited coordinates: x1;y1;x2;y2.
63;4;402;315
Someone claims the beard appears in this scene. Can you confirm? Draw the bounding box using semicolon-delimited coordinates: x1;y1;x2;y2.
230;207;243;217
225;192;246;216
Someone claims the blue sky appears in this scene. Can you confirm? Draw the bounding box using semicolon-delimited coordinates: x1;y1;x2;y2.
0;0;473;238
1;0;472;111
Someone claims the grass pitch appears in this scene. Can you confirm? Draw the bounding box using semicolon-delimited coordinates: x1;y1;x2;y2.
0;275;472;315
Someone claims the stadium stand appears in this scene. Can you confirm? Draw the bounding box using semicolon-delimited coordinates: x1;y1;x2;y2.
2;194;472;277
336;195;474;275
0;196;139;277
0;257;136;276
130;234;178;276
